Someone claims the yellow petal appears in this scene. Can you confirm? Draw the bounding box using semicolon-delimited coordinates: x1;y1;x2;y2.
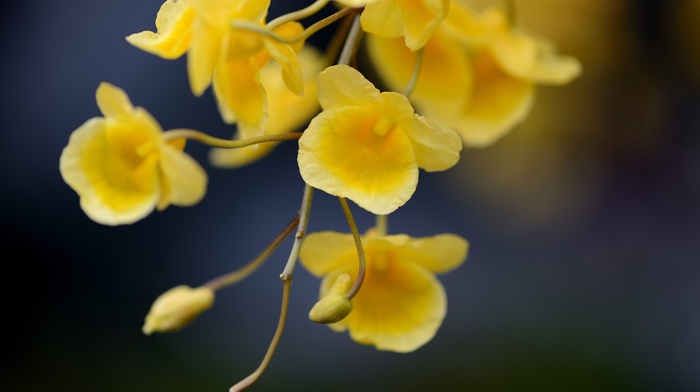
125;0;195;59
323;248;447;353
399;0;449;51
316;64;381;111
264;21;305;95
489;30;539;79
158;142;208;208
298;106;419;215
299;231;357;277
60;116;161;225
381;92;462;172
212;57;267;135
361;0;404;39
187;20;224;96
529;42;582;85
444;53;535;147
396;234;468;274
96;82;134;119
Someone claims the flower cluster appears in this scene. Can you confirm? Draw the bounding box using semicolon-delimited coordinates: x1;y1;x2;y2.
59;0;580;390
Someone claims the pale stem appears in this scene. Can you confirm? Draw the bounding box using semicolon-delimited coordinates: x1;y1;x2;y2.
505;0;517;25
337;14;363;66
163;128;302;148
203;215;300;292
267;0;332;31
229;278;292;392
375;214;388;236
402;47;424;97
280;184;314;280
232;6;354;46
338;197;365;300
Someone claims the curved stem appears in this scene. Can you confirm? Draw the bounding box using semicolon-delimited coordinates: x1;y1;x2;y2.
338;197;365;300
163;129;302;148
280;184;314;280
229;278;292;392
267;0;331;31
337;14;363;66
402;47;424;97
203;215;300;292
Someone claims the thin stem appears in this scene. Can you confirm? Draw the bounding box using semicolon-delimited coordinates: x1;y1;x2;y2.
280;184;314;280
232;7;357;46
203;215;300;292
402;47;424;97
505;0;517;26
338;197;365;300
324;7;355;65
337;14;363;66
229;278;292;392
375;214;388;236
267;0;331;31
163;128;302;148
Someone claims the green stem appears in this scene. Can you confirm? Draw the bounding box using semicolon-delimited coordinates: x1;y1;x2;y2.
505;0;517;26
203;215;300;292
375;214;388;236
267;0;331;31
229;278;292;392
402;47;424;97
280;184;314;280
163;129;302;148
338;197;365;300
337;14;363;66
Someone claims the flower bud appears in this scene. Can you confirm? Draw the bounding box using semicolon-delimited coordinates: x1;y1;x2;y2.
142;285;214;335
309;273;353;324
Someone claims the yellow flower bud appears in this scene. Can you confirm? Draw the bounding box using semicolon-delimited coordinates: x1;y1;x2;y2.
309;273;353;324
142;285;215;335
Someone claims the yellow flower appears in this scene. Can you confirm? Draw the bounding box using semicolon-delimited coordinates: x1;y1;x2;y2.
208;46;324;168
359;0;450;51
300;230;468;353
59;83;207;225
142;285;215;335
367;3;582;147
126;0;304;137
297;65;461;215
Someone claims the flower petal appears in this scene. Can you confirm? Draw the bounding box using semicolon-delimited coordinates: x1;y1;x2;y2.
399;0;449;51
324;250;447;353
316;65;381;111
396;234;468;274
299;231;357;277
361;0;404;39
298;106;418;215
96;82;134;119
187;19;224;96
158;142;208;207
264;21;305;96
212;57;267;136
126;0;195;59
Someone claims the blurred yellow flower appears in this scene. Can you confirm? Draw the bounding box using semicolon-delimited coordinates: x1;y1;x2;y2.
126;0;304;137
300;230;468;353
360;0;449;51
297;65;461;215
59;83;207;225
367;2;581;147
142;285;215;335
208;46;324;168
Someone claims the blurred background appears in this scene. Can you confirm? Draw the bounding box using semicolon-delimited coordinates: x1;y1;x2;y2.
2;0;699;391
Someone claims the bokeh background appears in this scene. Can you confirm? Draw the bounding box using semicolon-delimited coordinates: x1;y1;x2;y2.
3;0;700;391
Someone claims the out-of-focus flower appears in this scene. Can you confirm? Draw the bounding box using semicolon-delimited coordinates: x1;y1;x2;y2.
126;0;304;137
367;2;581;147
142;285;215;335
308;273;353;324
297;64;461;215
357;0;449;51
300;230;468;353
209;46;324;168
59;83;207;225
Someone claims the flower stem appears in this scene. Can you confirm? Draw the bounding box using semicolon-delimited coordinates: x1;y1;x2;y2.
337;14;363;66
203;215;300;292
402;47;424;97
267;0;331;31
280;184;314;280
505;0;517;25
229;278;292;392
163;129;302;148
375;214;388;236
338;197;365;300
